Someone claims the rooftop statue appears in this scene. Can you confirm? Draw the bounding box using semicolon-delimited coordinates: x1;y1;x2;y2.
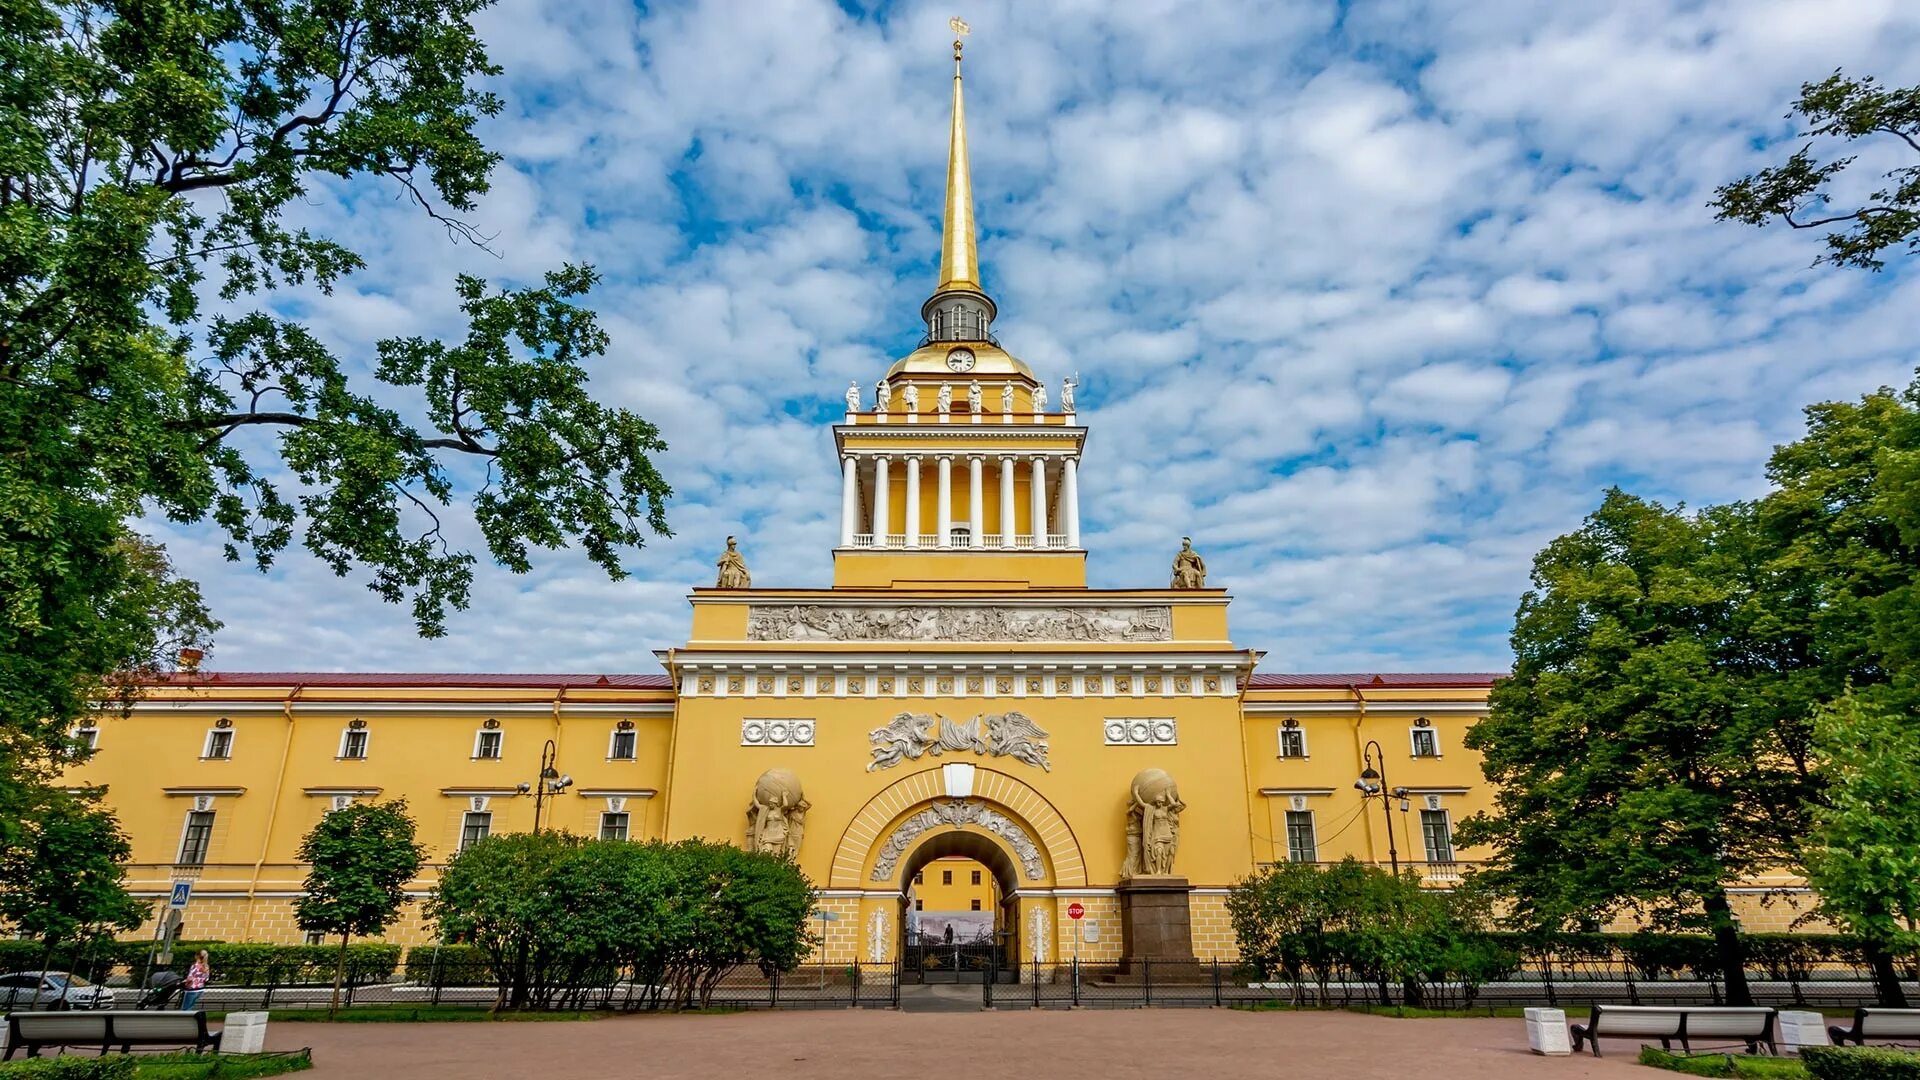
875;378;890;413
937;383;953;414
1170;537;1206;589
1032;382;1047;414
1061;375;1076;413
968;380;982;413
716;535;751;589
845;380;861;413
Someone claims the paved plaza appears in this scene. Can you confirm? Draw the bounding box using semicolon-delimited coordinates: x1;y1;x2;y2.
274;1008;1649;1079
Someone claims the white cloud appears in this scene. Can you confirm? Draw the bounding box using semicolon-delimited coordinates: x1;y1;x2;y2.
151;0;1920;675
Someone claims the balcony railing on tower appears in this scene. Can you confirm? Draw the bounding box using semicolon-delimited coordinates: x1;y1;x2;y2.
850;533;1076;550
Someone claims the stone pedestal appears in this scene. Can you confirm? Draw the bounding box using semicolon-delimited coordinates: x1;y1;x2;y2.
1524;1007;1571;1055
1117;876;1195;965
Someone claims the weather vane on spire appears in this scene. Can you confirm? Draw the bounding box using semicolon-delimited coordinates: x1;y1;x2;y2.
950;16;970;67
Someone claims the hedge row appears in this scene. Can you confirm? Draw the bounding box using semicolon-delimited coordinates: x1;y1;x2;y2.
1801;1046;1920;1080
1483;932;1912;980
0;940;401;985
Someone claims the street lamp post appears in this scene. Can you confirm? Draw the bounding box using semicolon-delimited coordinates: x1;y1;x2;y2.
530;738;572;833
1352;740;1406;875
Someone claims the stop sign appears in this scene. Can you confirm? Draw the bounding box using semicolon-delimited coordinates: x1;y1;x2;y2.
1067;902;1085;920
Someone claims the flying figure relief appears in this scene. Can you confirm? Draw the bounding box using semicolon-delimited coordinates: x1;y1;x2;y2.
865;711;1051;772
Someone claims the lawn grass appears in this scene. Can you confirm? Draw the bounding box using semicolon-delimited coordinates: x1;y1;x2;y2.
1637;1046;1809;1078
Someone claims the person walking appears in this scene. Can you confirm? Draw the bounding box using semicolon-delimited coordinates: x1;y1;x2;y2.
181;950;210;1011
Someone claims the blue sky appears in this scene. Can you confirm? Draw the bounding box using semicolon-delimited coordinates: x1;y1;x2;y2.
155;0;1920;675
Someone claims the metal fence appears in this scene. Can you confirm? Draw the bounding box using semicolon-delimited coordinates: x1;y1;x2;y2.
977;957;1915;1011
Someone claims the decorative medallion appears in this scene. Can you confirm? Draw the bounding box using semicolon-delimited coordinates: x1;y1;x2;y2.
1145;676;1162;693
787;676;804;694
965;676;983;694
996;677;1014;694
697;676;715;694
1104;718;1177;746
848;677;865;695
907;676;925;694
879;677;895;694
936;676;954;694
727;676;744;694
1026;677;1042;693
1204;676;1221;693
756;676;775;694
1055;677;1072;694
1175;676;1192;694
741;719;816;747
1086;676;1103;693
1116;676;1133;693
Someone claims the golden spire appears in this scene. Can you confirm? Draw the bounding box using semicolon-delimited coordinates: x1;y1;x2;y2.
936;17;981;294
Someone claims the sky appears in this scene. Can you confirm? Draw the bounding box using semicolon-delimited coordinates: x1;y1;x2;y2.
152;0;1920;676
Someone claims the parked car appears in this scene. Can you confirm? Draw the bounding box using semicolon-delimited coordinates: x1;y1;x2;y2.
0;971;116;1010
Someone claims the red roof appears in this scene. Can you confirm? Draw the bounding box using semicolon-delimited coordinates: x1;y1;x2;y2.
1247;672;1504;690
153;672;672;690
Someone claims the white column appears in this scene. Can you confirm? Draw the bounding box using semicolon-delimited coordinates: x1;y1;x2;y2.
872;456;890;541
968;456;984;548
840;455;858;547
937;456;953;548
1029;456;1048;547
903;457;921;548
998;456;1016;549
1063;456;1081;548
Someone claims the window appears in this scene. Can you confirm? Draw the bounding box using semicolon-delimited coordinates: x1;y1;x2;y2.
599;812;630;841
203;729;233;760
178;810;214;865
473;730;502;760
339;727;369;759
459;812;492;851
970;899;982;911
305;931;326;946
949;526;971;545
75;726;99;752
609;728;637;761
915;898;923;911
914;871;923;885
1410;727;1439;758
942;869;953;885
1285;810;1318;863
971;870;981;885
1278;721;1307;759
1421;809;1454;863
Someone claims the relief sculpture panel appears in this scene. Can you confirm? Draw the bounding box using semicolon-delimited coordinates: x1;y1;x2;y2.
746;604;1171;642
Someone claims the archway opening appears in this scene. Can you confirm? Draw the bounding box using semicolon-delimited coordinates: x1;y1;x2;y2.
896;829;1022;984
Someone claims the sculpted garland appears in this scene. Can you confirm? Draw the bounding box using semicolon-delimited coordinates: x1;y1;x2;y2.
869;799;1046;881
867;711;1051;772
746;604;1171;643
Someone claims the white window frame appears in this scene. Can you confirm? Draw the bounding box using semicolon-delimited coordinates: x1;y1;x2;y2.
1284;809;1318;863
202;727;234;760
338;727;369;760
1409;725;1441;758
607;727;637;761
177;809;215;865
1420;808;1455;863
1277;722;1308;759
459;811;492;851
74;726;99;752
472;729;503;760
598;811;630;841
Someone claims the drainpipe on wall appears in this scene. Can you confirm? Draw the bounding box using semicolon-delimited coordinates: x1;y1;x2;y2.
1347;682;1377;867
243;683;302;939
657;649;680;843
1235;649;1264;866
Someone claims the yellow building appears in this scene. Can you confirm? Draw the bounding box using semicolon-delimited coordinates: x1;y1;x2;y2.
65;39;1797;964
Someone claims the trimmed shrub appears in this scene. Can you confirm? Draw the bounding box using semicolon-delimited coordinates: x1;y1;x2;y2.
1801;1046;1920;1080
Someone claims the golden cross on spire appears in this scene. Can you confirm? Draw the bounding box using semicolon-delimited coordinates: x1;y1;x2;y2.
950;15;969;68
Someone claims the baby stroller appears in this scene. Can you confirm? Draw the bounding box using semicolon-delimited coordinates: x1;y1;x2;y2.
139;970;183;1009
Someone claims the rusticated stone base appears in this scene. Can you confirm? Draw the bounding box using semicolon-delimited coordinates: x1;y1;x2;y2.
1117;876;1195;968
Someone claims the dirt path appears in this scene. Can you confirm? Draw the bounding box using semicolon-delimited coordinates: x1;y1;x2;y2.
272;1008;1651;1079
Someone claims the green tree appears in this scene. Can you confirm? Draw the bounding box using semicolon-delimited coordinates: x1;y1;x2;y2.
1802;693;1920;1007
427;835;815;1012
1459;490;1823;1006
295;799;425;1014
1712;71;1920;270
0;786;148;971
1;0;674;842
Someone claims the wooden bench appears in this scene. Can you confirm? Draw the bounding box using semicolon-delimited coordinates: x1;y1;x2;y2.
1828;1008;1920;1047
3;1010;219;1059
1569;1004;1778;1057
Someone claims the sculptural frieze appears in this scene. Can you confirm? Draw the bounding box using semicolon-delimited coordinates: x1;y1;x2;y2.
866;711;1050;772
745;604;1171;643
869;799;1045;881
